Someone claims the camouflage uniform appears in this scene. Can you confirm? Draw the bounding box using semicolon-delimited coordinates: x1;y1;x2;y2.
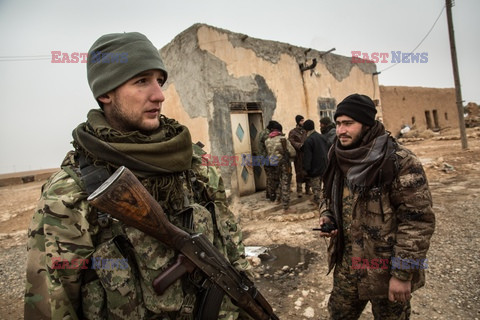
257;128;276;200
265;134;296;209
327;185;411;319
321;142;435;320
309;176;322;205
25;131;252;319
288;125;308;193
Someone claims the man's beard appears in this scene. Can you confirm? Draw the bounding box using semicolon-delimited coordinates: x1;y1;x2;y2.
338;126;370;150
110;100;136;132
109;98;159;134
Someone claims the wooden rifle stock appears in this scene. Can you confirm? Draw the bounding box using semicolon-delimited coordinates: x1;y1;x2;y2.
87;166;279;320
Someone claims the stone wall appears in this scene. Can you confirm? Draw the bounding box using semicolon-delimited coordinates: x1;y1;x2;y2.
379;86;458;136
160;23;380;190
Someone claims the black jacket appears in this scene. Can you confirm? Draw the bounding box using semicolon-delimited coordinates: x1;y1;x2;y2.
302;131;329;177
322;126;336;148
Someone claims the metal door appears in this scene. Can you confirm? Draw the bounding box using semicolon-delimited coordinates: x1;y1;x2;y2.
230;113;256;196
248;113;266;191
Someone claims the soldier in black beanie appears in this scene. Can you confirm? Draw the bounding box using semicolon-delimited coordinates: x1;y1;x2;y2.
288;115;309;197
318;93;435;319
301;120;329;207
258;120;280;200
334;93;377;127
333;93;378;148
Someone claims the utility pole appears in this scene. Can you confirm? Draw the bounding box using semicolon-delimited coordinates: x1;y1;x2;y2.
446;0;468;149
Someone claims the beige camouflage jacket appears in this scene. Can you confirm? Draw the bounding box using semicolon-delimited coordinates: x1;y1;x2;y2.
24;151;252;319
265;134;296;164
321;144;435;299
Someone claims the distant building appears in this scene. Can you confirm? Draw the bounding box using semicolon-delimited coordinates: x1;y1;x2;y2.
379;86;458;136
160;23;380;195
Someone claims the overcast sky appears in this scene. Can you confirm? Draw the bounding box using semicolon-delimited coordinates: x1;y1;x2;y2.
0;0;478;174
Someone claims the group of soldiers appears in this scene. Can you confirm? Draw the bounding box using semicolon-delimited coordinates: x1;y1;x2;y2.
257;115;336;213
25;31;435;320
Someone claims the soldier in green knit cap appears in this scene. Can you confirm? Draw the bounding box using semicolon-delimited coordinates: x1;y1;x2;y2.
24;32;253;320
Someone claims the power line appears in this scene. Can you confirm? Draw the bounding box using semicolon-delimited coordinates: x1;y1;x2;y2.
0;55;51;58
379;5;446;73
0;55;51;62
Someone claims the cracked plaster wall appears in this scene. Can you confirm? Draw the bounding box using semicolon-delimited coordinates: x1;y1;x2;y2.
380;86;458;135
160;23;380;189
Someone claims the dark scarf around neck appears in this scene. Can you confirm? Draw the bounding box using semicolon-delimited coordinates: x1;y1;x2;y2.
322;121;397;272
323;121;397;199
72;109;193;178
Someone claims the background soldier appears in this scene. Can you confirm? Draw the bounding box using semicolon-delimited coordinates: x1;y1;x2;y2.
319;94;435;320
288;115;309;197
258;120;280;201
24;32;253;320
265;122;296;213
320;116;336;148
301;120;329;207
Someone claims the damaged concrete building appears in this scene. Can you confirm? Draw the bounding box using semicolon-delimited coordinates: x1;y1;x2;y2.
160;23;380;195
379;86;459;136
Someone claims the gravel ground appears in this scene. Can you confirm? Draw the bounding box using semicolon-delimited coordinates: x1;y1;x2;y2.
1;133;479;319
0;243;26;320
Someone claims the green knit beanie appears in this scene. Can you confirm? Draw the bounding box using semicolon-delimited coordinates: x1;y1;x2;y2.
87;32;168;100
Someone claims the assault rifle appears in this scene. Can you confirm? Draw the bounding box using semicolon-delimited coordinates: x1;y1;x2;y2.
88;166;279;320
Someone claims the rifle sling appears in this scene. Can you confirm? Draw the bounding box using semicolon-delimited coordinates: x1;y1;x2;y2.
78;154;224;320
78;153;112;195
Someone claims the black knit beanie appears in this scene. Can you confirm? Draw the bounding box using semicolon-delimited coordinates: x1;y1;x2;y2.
295;115;304;125
271;122;283;132
303;120;315;131
320;117;332;125
87;32;168;101
266;120;279;130
334;94;377;126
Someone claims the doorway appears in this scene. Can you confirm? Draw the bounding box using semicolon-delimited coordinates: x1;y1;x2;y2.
230;102;266;196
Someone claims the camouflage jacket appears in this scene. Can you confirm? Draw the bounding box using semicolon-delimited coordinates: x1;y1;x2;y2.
321;143;435;299
257;128;270;158
25;149;252;319
265;134;296;164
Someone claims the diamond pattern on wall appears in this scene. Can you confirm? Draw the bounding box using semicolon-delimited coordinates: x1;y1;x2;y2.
236;123;244;142
241;166;249;183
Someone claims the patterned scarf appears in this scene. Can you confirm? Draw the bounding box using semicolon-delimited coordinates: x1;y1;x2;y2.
72;109;193;178
322;121;397;270
72;109;194;212
323;121;397;198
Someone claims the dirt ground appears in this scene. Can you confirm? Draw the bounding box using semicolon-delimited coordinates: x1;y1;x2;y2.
1;127;479;319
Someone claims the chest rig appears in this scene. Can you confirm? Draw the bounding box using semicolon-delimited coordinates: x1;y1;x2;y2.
71;152;220;319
